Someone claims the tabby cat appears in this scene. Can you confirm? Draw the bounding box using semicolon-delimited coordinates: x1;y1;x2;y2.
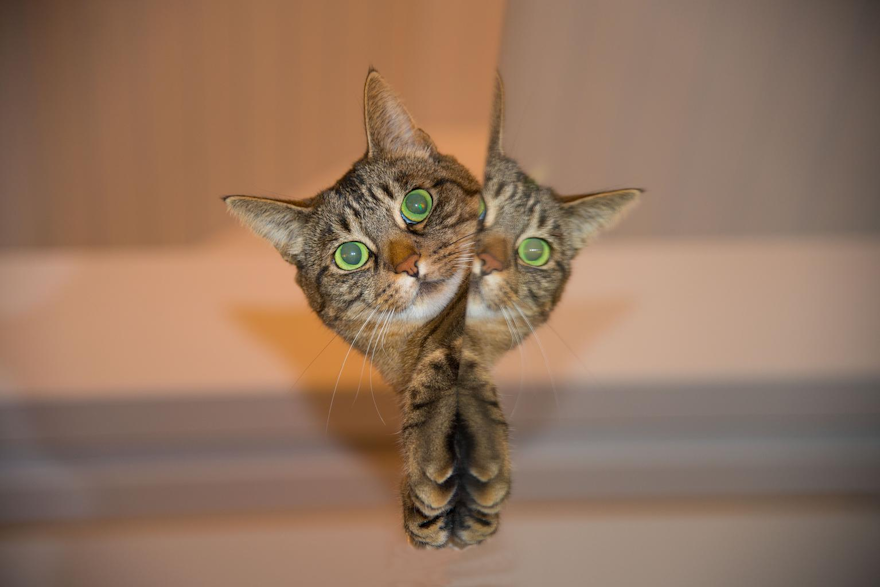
224;70;479;391
224;70;641;550
468;76;642;364
405;76;641;548
224;70;487;548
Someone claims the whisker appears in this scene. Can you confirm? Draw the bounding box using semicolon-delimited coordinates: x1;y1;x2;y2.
380;308;395;358
546;320;596;380
434;229;480;253
501;307;527;418
369;309;393;426
290;332;338;391
326;307;377;434
353;309;387;406
512;302;560;418
435;240;476;262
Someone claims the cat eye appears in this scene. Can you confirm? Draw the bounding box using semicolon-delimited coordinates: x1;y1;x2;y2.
517;238;551;267
401;189;433;224
478;196;486;221
334;241;369;270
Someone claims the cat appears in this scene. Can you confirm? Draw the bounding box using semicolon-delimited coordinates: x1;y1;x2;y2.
224;69;487;548
398;75;642;549
409;75;643;546
399;330;511;548
468;75;642;364
224;70;641;550
224;70;480;392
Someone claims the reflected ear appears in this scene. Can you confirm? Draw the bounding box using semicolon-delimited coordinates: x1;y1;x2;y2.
560;189;642;249
223;195;312;264
364;69;435;158
488;71;505;158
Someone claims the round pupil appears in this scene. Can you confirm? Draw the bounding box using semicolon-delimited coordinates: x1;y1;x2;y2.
522;239;545;262
405;192;429;216
339;243;363;266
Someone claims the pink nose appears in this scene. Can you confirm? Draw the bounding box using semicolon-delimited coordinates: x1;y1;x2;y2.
478;252;503;275
395;254;419;277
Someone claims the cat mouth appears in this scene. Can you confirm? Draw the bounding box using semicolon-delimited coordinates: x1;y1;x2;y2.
416;279;445;298
397;269;466;322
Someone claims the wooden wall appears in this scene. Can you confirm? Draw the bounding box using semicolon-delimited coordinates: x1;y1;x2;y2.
0;0;504;247
498;0;880;237
3;0;878;246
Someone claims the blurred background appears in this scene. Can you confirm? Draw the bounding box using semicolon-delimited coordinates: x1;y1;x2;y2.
1;1;878;585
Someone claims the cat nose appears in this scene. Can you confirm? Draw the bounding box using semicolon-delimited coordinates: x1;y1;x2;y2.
478;252;503;275
395;254;420;277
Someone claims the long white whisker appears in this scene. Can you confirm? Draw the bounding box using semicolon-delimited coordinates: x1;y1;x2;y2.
380;307;395;359
327;307;377;434
369;309;393;426
546;320;596;380
353;309;386;406
502;307;527;418
512;302;560;417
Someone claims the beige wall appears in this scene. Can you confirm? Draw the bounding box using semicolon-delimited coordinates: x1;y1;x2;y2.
498;0;880;237
0;0;504;247
3;0;878;247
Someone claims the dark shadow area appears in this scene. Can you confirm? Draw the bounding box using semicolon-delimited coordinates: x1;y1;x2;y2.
229;305;403;497
227;297;636;495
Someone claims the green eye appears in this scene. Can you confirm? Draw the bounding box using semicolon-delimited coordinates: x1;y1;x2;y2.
334;241;369;270
517;238;551;266
401;189;433;224
478;196;486;221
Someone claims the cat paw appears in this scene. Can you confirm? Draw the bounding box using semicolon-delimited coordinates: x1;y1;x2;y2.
401;475;506;549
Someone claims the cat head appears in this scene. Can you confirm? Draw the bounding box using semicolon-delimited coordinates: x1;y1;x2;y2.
225;70;480;331
468;75;641;335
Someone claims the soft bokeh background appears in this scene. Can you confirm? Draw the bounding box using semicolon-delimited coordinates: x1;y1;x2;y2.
1;1;878;586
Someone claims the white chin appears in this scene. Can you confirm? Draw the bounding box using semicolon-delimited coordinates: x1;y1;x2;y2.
465;297;498;320
395;268;465;323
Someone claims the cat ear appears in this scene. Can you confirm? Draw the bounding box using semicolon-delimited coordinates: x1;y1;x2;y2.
488;71;505;158
223;195;312;264
364;69;436;158
560;189;642;249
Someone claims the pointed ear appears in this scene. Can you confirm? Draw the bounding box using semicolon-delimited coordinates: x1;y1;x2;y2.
364;69;435;158
487;71;505;158
223;195;312;264
560;189;642;249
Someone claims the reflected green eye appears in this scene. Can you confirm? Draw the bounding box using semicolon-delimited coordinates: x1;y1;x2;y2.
334;241;369;270
478;196;486;221
401;189;433;224
517;238;551;266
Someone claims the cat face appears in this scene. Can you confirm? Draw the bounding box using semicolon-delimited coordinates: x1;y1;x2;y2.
225;71;480;333
468;76;640;344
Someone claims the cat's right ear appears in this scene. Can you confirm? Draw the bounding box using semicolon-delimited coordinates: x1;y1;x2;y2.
559;189;642;250
223;195;312;264
487;71;505;158
364;69;436;159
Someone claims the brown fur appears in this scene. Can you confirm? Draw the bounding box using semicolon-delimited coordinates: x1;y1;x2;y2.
224;70;488;549
468;75;642;362
222;70;641;550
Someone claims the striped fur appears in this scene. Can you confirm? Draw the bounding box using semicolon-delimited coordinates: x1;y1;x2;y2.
224;70;480;390
398;289;511;548
468;75;643;363
224;70;490;549
222;71;640;551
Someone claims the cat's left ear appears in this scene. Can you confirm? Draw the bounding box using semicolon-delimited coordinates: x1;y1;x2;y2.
487;71;505;159
364;69;436;159
560;189;642;250
223;195;313;265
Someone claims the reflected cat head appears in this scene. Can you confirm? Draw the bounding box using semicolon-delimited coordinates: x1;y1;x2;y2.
469;75;641;352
